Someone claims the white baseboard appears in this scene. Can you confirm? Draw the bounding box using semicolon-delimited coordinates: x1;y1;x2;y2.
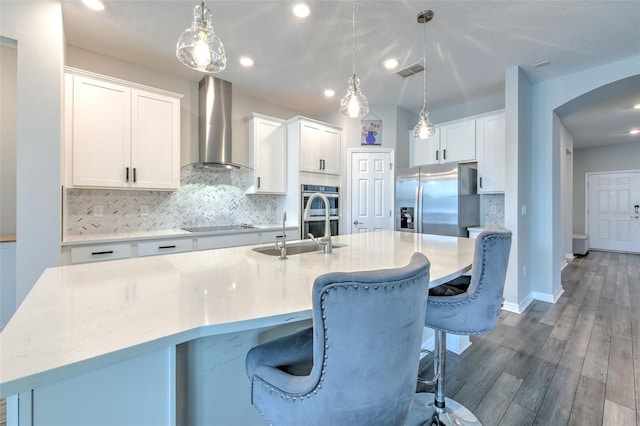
502;293;533;313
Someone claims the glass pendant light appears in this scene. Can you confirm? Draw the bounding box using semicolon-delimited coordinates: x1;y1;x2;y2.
413;10;435;139
176;2;226;73
340;2;369;118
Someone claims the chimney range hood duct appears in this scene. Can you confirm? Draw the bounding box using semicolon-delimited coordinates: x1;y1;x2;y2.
198;76;239;169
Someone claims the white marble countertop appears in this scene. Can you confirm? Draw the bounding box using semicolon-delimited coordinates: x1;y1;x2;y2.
0;231;475;397
61;224;298;246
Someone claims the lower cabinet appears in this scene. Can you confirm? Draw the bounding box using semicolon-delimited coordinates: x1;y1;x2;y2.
196;233;260;251
137;238;193;257
64;228;299;265
70;243;132;264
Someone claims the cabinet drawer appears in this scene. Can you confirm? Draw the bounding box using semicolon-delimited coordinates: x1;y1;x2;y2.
70;243;131;264
197;233;259;251
137;238;193;257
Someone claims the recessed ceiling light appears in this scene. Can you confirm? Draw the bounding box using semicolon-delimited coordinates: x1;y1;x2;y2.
239;56;254;67
384;58;399;70
630;129;640;135
324;89;335;97
82;0;105;11
292;2;310;18
634;104;640;110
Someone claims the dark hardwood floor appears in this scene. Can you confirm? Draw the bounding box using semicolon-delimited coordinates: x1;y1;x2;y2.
417;250;639;425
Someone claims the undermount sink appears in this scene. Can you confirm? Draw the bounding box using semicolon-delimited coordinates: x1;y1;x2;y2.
252;241;347;256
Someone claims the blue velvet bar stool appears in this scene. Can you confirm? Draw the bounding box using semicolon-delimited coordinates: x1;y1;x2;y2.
414;227;512;426
245;253;431;426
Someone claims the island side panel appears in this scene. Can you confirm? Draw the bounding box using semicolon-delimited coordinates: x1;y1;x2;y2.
28;347;175;426
177;320;312;426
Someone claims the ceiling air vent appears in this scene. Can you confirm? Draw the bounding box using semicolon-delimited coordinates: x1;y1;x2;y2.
396;62;425;78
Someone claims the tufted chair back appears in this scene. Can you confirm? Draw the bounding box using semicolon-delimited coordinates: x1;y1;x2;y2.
246;252;431;426
426;226;512;335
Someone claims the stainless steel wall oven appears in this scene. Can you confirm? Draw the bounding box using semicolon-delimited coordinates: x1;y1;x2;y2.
301;185;339;239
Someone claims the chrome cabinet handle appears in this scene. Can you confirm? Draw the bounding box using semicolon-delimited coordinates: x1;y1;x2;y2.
479;177;483;188
436;150;439;161
353;220;362;225
443;149;447;160
257;177;261;188
125;167;129;182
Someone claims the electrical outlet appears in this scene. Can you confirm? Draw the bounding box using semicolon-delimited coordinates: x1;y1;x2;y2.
140;205;149;217
523;265;527;276
266;204;273;213
521;204;527;216
490;205;497;214
93;205;103;217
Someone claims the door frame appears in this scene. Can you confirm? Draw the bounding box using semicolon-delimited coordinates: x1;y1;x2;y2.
346;147;395;235
585;169;640;253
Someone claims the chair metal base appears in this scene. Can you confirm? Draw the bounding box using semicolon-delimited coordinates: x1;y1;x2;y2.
407;392;481;426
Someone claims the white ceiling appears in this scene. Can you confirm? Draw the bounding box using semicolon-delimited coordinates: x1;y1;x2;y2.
61;0;640;149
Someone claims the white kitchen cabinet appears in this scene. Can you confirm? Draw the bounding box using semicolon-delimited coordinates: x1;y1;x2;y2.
476;111;505;193
70;243;132;264
409;128;440;167
409;118;475;166
137;238;193;257
196;233;260;251
67;70;182;190
288;117;342;175
439;118;476;163
243;113;287;194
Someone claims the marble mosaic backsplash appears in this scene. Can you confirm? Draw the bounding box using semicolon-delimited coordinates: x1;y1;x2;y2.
480;194;505;227
65;165;278;236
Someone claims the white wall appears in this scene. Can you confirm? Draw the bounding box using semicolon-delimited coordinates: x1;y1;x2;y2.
1;42;17;236
503;66;533;312
573;141;640;233
528;54;640;304
559;117;574;261
1;1;64;306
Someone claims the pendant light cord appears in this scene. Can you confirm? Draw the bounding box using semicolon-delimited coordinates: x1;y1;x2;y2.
351;2;356;75
421;18;427;111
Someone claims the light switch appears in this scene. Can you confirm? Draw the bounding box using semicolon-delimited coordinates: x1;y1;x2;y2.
140;205;149;217
93;205;103;217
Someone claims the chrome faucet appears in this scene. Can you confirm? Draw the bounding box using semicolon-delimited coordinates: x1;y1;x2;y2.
275;212;287;259
303;192;332;253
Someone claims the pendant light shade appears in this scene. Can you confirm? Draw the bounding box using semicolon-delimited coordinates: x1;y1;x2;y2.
413;10;435;139
176;2;226;73
340;3;369;118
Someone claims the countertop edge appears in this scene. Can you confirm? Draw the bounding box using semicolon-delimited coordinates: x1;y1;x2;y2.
61;225;300;246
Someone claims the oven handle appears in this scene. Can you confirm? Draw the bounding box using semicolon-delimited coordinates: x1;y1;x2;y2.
302;216;340;222
302;192;339;198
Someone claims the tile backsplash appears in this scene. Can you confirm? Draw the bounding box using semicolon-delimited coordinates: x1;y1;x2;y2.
64;165;279;236
480;194;505;227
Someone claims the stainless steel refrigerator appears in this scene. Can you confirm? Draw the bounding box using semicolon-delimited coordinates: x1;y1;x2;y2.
395;163;479;237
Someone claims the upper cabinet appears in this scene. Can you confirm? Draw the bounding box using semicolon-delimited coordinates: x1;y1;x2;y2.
476;111;505;194
409;118;475;167
243;113;287;194
288;117;342;175
65;70;182;190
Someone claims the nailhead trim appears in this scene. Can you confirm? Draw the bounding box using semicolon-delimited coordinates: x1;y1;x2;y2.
427;233;510;335
252;269;430;409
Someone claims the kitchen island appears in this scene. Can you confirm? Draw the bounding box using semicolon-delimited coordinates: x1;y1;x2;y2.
1;231;475;425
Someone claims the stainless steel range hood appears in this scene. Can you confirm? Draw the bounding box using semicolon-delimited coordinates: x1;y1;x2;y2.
198;76;239;169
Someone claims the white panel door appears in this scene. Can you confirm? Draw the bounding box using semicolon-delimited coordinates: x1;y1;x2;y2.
587;171;640;253
350;151;392;234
